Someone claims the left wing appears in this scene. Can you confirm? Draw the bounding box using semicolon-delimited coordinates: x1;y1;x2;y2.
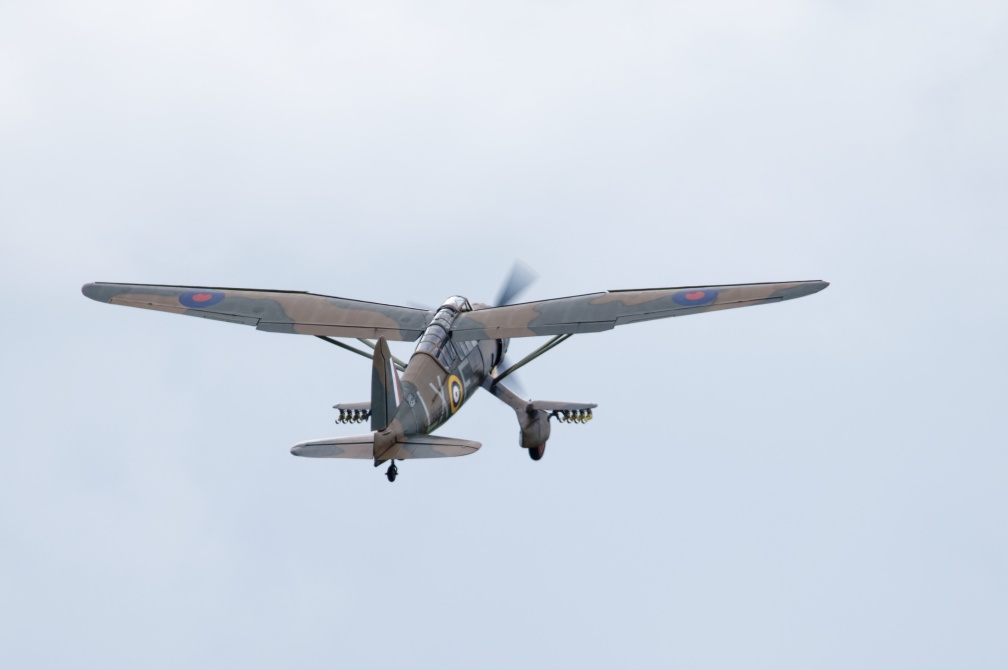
450;280;828;340
82;282;432;340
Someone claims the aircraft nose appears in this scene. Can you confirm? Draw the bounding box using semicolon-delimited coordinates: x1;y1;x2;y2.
290;443;305;456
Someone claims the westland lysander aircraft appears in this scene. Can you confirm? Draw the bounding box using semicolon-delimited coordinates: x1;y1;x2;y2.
82;266;828;482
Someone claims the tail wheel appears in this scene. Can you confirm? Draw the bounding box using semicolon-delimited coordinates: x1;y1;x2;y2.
528;443;546;461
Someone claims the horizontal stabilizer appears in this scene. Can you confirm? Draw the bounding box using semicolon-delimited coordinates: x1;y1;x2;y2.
389;434;481;459
291;434;374;459
291;433;480;460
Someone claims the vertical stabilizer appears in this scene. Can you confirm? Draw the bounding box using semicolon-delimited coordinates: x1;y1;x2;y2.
371;337;402;432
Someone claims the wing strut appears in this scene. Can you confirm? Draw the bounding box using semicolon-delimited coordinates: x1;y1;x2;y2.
355;338;409;371
316;336;407;372
492;334;572;385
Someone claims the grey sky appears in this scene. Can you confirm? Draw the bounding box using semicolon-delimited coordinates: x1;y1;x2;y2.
2;1;1006;668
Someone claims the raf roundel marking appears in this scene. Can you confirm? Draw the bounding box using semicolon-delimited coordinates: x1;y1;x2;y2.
672;288;718;307
179;290;226;309
447;375;464;414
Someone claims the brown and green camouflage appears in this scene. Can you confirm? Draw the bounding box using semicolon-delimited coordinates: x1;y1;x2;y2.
82;278;828;479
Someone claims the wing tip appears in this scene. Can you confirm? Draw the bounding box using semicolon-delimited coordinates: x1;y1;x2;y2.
781;280;829;300
81;282;106;302
810;280;830;294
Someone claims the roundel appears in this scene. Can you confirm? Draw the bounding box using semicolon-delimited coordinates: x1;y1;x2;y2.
672;288;718;307
447;375;465;414
179;290;225;308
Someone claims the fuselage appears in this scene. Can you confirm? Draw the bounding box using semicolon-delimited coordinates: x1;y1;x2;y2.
384;296;503;438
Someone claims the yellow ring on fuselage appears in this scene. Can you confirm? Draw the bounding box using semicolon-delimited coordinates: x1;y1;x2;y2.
447;375;464;414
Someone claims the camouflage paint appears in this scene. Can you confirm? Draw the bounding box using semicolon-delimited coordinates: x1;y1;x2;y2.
449;280;829;340
82;279;829;467
81;282;431;340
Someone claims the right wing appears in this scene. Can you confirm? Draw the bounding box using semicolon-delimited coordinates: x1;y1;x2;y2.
450;280;828;340
82;282;432;341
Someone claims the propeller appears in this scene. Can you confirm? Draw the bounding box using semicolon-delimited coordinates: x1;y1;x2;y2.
491;261;539;394
407;261;538;394
493;260;538;308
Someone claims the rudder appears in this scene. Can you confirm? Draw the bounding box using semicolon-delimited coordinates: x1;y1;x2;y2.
370;336;402;432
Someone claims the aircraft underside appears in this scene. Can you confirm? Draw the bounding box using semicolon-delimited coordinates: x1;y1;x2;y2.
81;262;827;482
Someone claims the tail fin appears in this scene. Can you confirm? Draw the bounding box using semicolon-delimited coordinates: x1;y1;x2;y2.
370;336;403;432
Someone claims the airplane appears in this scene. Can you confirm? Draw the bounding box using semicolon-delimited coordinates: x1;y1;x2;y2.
81;267;828;482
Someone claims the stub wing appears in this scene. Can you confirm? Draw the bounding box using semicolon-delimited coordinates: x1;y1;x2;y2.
527;400;598;412
450;280;828;340
81;282;432;341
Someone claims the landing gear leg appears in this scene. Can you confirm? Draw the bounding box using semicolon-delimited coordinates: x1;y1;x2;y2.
386;460;398;482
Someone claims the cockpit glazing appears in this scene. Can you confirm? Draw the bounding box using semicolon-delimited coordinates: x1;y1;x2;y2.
414;296;475;370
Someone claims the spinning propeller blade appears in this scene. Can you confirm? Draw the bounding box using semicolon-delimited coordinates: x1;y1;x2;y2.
491;261;539;395
493;260;538;308
495;353;525;395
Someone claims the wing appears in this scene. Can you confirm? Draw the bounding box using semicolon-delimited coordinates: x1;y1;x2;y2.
82;282;432;341
450;280;828;340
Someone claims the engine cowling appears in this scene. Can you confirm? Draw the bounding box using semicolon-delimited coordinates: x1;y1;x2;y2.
494;337;509;369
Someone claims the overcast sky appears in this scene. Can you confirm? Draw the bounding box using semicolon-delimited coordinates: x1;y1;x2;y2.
2;1;1006;668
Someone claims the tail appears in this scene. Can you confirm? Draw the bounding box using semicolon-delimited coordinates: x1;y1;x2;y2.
370;336;403;432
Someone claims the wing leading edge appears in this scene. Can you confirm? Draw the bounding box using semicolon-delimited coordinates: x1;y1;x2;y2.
81;282;432;341
450;280;828;340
